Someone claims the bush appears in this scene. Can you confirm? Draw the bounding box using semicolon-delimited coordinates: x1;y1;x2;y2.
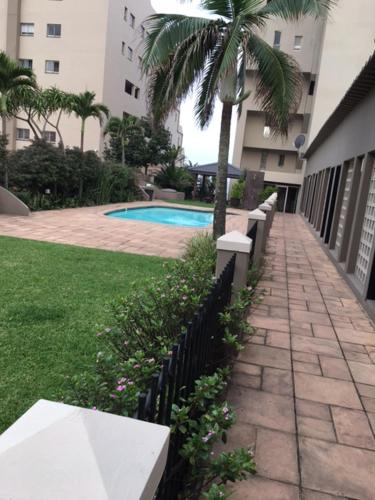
230;179;245;201
183;233;216;272
259;185;278;203
6;139;138;210
155;164;194;192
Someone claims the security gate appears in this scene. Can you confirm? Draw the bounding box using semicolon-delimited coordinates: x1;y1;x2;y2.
335;162;354;255
355;159;375;286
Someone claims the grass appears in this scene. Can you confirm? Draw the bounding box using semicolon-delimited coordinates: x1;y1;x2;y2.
165;199;215;209
0;236;168;433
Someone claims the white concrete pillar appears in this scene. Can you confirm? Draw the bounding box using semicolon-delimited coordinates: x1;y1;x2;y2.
247;209;266;268
216;231;252;294
259;202;272;251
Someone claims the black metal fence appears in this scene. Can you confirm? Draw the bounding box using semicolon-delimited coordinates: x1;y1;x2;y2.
247;220;258;261
135;254;236;499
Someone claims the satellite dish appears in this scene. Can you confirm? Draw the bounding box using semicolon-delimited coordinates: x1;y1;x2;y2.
294;134;306;150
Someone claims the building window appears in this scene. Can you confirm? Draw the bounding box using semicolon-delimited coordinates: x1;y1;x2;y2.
19;59;33;69
263;115;271;138
124;7;128;21
20;23;34;36
125;79;134;95
127;46;133;61
294;35;303;50
130;13;135;28
260;151;268;171
47;23;61;37
273;31;281;49
141;25;145;39
16;128;30;141
43;131;56;143
309;80;316;96
138;56;142;68
45;60;60;73
278;154;285;167
121;42;125;55
134;87;140;99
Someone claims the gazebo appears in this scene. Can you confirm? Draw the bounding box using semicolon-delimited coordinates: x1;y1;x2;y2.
187;162;242;200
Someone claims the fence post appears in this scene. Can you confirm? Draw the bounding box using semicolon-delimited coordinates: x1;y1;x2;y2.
247;209;266;268
216;231;252;295
259;202;272;251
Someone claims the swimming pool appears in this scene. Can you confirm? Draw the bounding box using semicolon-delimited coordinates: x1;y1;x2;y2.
106;206;214;228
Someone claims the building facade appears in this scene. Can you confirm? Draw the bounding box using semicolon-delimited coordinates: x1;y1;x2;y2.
301;53;375;316
0;0;183;152
233;0;375;213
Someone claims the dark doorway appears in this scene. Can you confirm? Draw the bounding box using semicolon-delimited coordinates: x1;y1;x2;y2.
324;166;341;244
320;168;334;238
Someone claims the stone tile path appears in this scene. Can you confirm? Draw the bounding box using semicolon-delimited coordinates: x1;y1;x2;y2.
0;201;248;258
226;213;375;500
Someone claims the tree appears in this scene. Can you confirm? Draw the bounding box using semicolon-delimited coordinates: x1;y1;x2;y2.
142;0;335;237
0;51;35;187
71;91;109;152
104;115;143;165
38;87;74;150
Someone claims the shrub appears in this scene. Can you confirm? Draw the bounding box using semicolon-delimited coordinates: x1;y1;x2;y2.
230;179;245;201
183;233;216;272
6;139;138;210
155;164;194;192
259;185;278;203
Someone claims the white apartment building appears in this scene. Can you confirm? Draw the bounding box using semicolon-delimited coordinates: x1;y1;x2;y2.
233;0;375;213
0;0;183;153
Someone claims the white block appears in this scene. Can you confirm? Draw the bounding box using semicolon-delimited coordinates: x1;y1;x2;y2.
248;209;266;221
217;231;252;253
259;203;272;212
0;400;170;500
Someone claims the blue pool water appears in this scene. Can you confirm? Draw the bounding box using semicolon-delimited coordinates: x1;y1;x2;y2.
106;206;214;228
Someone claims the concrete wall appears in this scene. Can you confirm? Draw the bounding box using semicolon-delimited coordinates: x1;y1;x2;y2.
308;0;375;143
305;88;375;175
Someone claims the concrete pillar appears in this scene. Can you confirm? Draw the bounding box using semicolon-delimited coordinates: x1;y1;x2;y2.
259;202;272;251
247;209;266;268
216;231;252;294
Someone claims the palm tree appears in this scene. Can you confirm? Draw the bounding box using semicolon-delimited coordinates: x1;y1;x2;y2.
142;0;335;238
0;51;35;187
104;115;142;165
71;91;109;151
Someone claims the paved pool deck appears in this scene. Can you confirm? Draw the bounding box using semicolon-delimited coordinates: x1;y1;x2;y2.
0;201;248;258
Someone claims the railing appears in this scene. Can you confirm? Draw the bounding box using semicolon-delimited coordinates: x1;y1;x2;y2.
135;254;236;499
247;220;258;262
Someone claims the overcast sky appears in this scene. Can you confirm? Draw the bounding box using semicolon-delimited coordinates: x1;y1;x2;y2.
151;0;237;165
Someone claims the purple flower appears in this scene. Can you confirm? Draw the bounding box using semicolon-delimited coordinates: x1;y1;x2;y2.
92;406;97;411
116;385;126;392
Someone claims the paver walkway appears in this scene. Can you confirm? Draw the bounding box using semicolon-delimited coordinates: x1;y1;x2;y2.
0;201;248;258
226;213;375;500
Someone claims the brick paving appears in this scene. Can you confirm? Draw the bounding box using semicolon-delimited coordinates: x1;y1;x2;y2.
226;213;375;500
0;201;248;258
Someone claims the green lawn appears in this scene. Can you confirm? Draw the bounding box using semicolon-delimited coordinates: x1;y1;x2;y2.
166;199;215;209
0;236;168;433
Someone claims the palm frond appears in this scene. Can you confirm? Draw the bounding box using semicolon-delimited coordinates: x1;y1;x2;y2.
258;0;337;21
247;34;302;135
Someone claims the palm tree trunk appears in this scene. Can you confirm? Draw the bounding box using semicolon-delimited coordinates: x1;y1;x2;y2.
1;115;8;189
213;102;233;239
80;119;85;152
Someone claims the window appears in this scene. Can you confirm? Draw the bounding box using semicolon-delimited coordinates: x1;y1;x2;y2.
125;79;134;95
19;58;33;69
294;35;303;50
140;25;145;39
45;60;60;73
121;41;125;55
309;80;316;96
263;115;271;138
16;128;30;141
260;151;268;171
124;7;128;21
20;23;34;36
43;131;56;143
138;56;142;68
134;87;140;99
127;46;133;61
278;154;285;167
130;13;135;28
273;30;281;49
47;23;61;37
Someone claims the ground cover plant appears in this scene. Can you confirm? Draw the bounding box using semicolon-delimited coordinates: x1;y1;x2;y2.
0;236;167;433
67;234;260;497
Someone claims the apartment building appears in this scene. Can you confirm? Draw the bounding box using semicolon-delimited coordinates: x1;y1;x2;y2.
233;0;375;213
0;0;183;153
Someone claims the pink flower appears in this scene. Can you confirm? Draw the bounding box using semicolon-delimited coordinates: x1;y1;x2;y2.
117;377;127;384
133;364;141;369
116;385;126;392
92;406;97;411
110;394;117;399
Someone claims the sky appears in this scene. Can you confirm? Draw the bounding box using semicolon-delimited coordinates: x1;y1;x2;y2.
151;0;237;165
